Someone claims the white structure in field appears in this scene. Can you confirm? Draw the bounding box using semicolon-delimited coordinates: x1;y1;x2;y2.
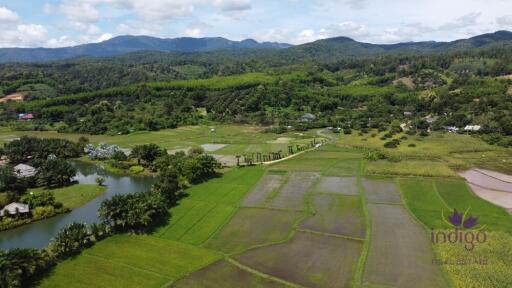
464;125;481;132
0;202;30;216
13;164;37;178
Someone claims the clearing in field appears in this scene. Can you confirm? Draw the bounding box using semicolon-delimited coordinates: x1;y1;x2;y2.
313;176;358;195
204;207;304;254
266;172;318;211
171;260;288;288
300;194;365;238
235;231;363;288
38;235;220;288
363;178;402;204
363;204;447;288
242;174;286;207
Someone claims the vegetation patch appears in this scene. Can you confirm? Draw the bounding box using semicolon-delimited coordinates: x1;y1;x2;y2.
31;184;107;209
322;159;362;177
363;204;447;288
300;194;365;238
171;259;289;288
204;207;304;255
366;160;458;178
235;231;363;288
363;178;402;204
39;235;221;288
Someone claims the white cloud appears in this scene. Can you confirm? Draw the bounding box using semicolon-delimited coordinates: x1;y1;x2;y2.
213;0;252;12
58;1;100;23
439;12;481;31
497;15;512;26
0;24;48;48
0;7;19;23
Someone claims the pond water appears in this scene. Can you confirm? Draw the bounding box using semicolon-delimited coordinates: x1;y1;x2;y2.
0;161;156;249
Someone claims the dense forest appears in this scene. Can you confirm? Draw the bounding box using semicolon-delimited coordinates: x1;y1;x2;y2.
0;32;512;146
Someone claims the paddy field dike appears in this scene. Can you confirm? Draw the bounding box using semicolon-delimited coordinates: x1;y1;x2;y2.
36;139;512;288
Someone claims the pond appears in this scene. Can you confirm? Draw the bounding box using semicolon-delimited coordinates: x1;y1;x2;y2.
0;161;156;249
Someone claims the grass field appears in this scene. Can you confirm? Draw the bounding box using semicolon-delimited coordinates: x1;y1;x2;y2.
31;184;107;209
38;235;221;288
0;125;322;156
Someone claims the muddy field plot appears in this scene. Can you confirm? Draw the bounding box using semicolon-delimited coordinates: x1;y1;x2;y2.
235;231;362;288
322;159;362;176
172;260;287;288
204;207;304;254
314;177;358;195
242;174;285;207
363;178;402;204
363;204;447;288
460;170;512;192
266;172;318;211
300;194;365;238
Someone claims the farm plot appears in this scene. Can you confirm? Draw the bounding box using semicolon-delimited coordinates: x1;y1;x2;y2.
39;235;220;288
242;174;286;207
235;231;363;288
171;260;288;288
204;207;304;254
322;159;362;177
363;178;402;204
300;194;365;238
363;204;447;288
467;184;512;212
399;178;450;229
314;176;358;195
266;172;318;211
435;179;512;232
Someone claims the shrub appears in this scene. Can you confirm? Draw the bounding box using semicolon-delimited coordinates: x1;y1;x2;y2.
384;141;398;148
408;143;417;147
129;165;144;174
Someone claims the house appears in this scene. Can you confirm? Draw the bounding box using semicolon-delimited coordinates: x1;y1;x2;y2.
442;126;459;133
464;125;482;132
0;202;30;217
17;113;34;121
403;112;413;117
14;164;37;178
299;113;316;122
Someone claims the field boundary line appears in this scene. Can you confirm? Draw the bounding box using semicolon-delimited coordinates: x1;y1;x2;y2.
226;257;303;288
431;179;453;210
82;253;173;280
264;171;290;205
199;204;239;247
156;200;202;238
296;229;365;241
365;201;402;206
353;159;371;288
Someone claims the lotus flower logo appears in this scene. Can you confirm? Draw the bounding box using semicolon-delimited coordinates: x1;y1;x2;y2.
447;208;479;229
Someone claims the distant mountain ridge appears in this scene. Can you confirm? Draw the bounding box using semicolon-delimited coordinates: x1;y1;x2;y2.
1;31;511;63
0;36;292;63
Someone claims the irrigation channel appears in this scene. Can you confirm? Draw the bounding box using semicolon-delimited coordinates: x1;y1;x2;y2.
0;161;156;249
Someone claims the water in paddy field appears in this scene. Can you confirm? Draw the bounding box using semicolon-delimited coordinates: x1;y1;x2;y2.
0;161;156;250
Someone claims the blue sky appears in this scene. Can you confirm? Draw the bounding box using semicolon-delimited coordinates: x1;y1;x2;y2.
1;0;512;48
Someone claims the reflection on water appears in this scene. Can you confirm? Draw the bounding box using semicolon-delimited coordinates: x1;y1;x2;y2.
0;161;156;249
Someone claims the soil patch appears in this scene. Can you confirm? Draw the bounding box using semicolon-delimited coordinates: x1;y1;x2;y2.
204;207;304;254
300;194;365;238
235;231;362;288
467;184;512;209
363;204;447;288
266;172;318;211
171;260;287;288
0;93;24;103
314;177;358;195
459;170;512;192
363;178;402;204
201;144;228;152
474;168;512;184
242;174;285;207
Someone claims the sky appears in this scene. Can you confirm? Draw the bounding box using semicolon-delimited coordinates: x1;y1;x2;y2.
1;0;512;48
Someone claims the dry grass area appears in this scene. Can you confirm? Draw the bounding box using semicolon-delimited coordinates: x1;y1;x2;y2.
393;77;416;89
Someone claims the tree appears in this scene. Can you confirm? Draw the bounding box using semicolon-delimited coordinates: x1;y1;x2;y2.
130;144;166;166
183;154;221;184
151;167;180;205
95;176;105;186
37;159;77;188
49;222;91;258
0;249;55;288
0;165;18;193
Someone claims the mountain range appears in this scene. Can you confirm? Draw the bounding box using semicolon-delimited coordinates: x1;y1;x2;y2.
1;31;512;63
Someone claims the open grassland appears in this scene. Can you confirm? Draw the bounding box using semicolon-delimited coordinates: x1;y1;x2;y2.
235;232;363;288
0;125;321;156
31;184;107;209
337;129;512;175
38;235;221;288
434;232;512;288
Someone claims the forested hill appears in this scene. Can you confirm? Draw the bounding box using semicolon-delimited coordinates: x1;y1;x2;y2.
0;36;292;63
1;31;512;64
